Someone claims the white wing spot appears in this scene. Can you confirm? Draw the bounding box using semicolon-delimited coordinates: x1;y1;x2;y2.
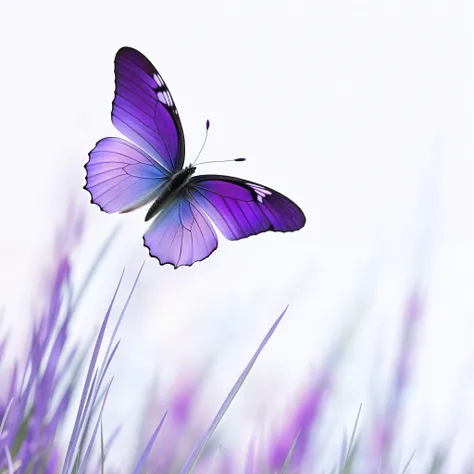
153;73;164;87
157;91;166;102
247;183;272;203
157;89;173;107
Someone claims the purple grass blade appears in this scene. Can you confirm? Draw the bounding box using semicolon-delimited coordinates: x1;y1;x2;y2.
97;262;145;388
62;271;124;472
180;307;288;474
95;341;121;393
132;412;167;474
77;380;113;474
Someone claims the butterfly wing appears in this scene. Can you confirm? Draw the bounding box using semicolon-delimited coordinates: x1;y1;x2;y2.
143;194;218;268
112;46;185;173
188;175;306;240
85;137;169;213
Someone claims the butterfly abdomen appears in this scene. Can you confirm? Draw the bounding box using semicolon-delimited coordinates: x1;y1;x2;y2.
145;165;196;222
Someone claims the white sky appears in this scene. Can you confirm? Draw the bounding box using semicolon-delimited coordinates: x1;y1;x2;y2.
0;0;472;470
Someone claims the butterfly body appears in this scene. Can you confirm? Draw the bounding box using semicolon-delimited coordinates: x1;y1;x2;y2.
144;165;196;222
85;47;306;268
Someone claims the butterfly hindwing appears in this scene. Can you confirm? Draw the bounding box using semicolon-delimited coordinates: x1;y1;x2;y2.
188;175;306;240
143;194;218;268
112;47;185;173
85;137;169;213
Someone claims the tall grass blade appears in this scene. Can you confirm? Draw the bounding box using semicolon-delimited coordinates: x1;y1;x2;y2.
180;306;288;474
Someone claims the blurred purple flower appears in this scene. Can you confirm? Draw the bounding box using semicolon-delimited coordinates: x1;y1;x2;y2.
370;290;424;473
267;383;326;471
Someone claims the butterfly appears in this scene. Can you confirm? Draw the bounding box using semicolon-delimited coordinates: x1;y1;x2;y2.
84;47;306;268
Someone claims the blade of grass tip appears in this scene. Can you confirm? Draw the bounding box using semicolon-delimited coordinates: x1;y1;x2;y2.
100;422;105;474
63;270;124;473
71;224;122;313
180;306;288;474
77;379;113;474
132;412;167;474
401;450;416;473
281;430;301;474
342;403;362;468
0;399;14;435
98;261;145;386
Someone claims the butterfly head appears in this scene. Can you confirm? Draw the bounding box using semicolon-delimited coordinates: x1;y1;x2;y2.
184;163;197;175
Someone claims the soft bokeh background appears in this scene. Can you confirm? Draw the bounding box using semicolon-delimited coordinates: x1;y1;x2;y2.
0;0;471;470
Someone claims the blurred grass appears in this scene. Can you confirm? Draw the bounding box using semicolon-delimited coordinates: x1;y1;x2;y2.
0;217;468;473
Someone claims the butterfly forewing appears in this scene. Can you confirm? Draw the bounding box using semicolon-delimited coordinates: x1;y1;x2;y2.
112;47;185;173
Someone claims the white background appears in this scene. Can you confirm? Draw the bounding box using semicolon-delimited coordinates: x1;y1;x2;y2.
0;0;471;470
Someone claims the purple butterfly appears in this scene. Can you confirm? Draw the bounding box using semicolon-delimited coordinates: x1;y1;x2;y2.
85;47;306;268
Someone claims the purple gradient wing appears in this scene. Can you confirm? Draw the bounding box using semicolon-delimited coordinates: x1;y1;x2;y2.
85;137;168;213
143;195;218;268
112;47;185;173
188;175;306;240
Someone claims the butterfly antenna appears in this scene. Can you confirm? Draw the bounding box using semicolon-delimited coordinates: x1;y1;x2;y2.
193;119;247;166
192;120;211;165
196;158;246;166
